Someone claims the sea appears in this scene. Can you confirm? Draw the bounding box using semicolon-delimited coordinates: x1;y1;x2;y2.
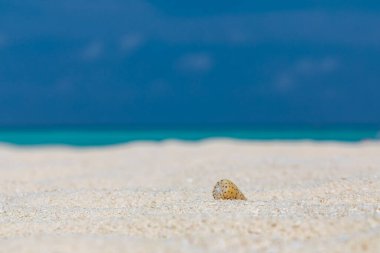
0;127;379;146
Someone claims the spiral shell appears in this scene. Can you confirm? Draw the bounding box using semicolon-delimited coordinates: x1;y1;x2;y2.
212;179;247;200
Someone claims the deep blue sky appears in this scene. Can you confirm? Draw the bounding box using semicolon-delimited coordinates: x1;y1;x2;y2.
0;1;380;126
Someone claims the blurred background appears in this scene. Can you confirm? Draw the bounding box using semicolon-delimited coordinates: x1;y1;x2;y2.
0;1;379;144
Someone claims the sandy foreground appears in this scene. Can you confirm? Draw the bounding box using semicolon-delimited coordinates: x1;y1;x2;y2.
0;140;379;253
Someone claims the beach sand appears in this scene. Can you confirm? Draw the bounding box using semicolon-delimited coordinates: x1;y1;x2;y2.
0;140;379;252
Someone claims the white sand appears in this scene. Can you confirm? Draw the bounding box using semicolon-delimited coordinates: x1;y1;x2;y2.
0;140;379;252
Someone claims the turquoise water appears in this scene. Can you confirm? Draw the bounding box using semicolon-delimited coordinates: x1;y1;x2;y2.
0;128;378;146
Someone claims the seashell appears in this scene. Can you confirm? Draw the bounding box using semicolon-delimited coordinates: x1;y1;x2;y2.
212;179;247;200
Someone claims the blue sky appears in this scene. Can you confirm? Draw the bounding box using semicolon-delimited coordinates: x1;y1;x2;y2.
0;1;379;126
